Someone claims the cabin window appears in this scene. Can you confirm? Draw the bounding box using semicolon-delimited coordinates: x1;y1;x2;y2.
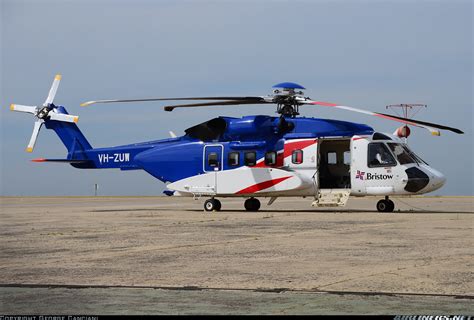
264;151;277;166
343;151;351;165
327;152;337;164
368;143;396;167
228;152;240;166
388;143;416;165
244;151;256;166
292;150;303;164
208;152;219;167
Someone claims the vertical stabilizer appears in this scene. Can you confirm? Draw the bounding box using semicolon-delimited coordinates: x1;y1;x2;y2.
44;106;92;159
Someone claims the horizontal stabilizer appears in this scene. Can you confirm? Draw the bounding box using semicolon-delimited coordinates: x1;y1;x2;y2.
31;158;91;164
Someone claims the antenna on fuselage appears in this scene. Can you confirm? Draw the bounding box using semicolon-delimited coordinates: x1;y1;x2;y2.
386;104;427;142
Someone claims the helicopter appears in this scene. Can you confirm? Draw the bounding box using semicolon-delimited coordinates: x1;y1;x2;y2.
10;75;464;212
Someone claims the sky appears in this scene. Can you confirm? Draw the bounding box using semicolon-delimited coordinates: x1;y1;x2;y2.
1;0;472;196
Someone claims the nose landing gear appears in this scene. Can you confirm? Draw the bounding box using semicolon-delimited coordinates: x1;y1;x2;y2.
377;196;395;212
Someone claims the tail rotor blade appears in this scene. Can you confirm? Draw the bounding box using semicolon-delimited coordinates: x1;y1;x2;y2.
44;74;61;106
10;104;37;114
26;120;43;153
49;112;79;123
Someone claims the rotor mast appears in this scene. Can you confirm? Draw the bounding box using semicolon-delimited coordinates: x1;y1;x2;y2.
272;82;306;117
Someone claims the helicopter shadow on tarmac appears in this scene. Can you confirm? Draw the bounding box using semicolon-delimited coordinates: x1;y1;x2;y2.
89;207;473;214
184;208;473;214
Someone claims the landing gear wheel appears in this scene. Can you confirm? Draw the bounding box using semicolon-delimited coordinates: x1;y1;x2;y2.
214;199;222;211
204;199;221;212
377;199;394;213
387;200;395;212
244;198;260;211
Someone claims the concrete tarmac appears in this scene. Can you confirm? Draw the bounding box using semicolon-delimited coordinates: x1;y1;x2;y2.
0;196;473;314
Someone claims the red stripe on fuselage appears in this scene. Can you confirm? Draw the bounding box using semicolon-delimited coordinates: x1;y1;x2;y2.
235;176;292;194
283;139;318;158
254;139;317;168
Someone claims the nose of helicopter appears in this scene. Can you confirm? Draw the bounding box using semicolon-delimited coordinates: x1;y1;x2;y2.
404;166;446;193
431;170;446;190
426;167;446;192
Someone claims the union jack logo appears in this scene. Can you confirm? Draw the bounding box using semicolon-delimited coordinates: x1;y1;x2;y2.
356;170;365;180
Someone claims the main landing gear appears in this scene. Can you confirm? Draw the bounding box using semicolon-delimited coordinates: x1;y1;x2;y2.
203;197;261;212
244;197;261;211
204;198;221;212
377;196;395;213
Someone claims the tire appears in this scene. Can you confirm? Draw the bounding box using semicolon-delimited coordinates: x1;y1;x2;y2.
376;199;388;212
214;199;222;211
386;200;395;212
252;199;261;211
244;198;260;211
377;199;394;213
204;199;216;212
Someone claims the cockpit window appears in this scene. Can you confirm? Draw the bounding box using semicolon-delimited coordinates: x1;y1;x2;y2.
388;143;416;165
402;145;428;165
368;143;396;167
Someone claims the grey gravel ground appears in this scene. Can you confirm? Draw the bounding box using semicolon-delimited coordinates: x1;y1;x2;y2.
1;196;473;314
1;286;472;315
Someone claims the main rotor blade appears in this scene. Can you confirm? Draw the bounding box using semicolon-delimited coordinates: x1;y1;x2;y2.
81;96;265;107
10;104;37;114
304;100;463;135
164;100;269;112
44;74;61;106
26;120;43;153
377;112;463;134
49;112;79;123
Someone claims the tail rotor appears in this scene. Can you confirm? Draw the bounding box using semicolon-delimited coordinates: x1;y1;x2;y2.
10;74;79;152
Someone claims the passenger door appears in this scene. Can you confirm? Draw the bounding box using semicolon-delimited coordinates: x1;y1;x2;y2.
284;138;319;194
204;145;223;172
202;144;223;193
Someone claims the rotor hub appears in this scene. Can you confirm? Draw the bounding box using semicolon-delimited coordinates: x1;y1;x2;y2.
37;104;54;119
272;91;303;117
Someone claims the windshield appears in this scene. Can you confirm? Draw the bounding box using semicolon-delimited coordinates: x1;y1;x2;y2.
387;143;416;165
402;144;428;165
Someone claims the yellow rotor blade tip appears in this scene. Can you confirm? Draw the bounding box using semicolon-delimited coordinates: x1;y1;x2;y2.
55;74;62;80
26;147;33;153
10;104;15;111
73;116;79;123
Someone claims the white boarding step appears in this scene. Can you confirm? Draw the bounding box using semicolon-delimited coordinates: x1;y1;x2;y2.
312;189;350;207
